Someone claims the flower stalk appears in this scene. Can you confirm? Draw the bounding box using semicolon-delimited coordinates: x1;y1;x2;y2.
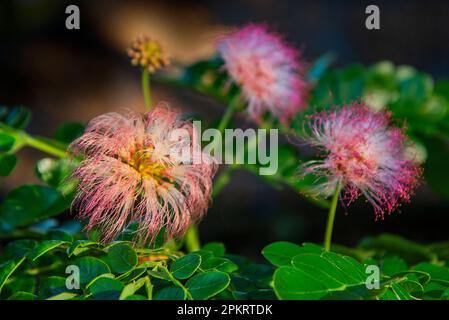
1;124;67;158
324;182;342;252
141;68;152;110
182;96;240;252
23;135;67;158
184;225;201;252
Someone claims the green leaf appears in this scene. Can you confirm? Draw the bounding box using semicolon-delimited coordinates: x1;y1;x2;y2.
223;254;252;270
0;184;71;228
391;270;431;286
201;257;238;273
194;250;214;266
0;133;16;152
55;122;85;144
119;277;147;300
39;276;68;299
274;266;324;300
186;271;230;300
381;257;408;277
171;254;201;280
74;256;111;286
379;288;400;300
401;279;424;297
413;263;449;283
230;275;257;299
125;294;147;300
262;241;320;267
47;292;78;300
118;268;146;283
85;274;116;289
240;263;274;284
67;240;99;257
390;282;414;300
147;267;172;281
2;240;37;260
28;240;69;261
4;275;35;294
359;234;436;264
274;252;372;300
246;288;277;300
7;291;37;300
0;154;17;176
203;242;226;256
154;286;186;300
107;243;138;274
422;281;447;299
0;258;26;294
331;244;372;262
89;277;124;300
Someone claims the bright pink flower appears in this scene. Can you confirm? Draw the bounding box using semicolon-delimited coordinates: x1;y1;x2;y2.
69;104;217;244
217;24;308;123
301;103;421;219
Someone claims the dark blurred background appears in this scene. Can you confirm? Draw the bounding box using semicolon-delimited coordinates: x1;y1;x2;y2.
1;0;448;260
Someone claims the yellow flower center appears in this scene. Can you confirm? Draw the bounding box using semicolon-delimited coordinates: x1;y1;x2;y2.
127;150;172;185
128;36;169;73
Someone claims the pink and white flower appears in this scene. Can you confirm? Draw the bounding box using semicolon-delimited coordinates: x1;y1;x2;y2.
217;24;308;123
69;104;217;244
301;103;421;219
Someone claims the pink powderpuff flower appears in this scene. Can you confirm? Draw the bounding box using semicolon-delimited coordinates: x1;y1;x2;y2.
217;23;308;123
301;103;422;219
69;104;217;244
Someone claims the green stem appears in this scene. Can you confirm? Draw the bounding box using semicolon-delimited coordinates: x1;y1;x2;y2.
212;166;235;198
185;225;200;252
1;124;67;158
324;182;342;252
163;266;193;300
24;135;66;158
142;68;152;110
217;97;239;134
206;97;242;202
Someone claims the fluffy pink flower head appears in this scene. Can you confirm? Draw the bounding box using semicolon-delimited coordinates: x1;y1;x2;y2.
217;24;308;123
69;104;217;244
301;103;421;219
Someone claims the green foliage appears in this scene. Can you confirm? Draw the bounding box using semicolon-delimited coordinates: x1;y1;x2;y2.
1;52;449;301
28;240;69;261
262;241;318;266
0;154;17;176
0;185;71;229
170;254;201;279
154;286;185;300
0;133;16;152
1;229;449;300
185;271;230;300
0;240;273;300
106;243;138;274
89;277;124;300
262;236;449;300
76;256;111;287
